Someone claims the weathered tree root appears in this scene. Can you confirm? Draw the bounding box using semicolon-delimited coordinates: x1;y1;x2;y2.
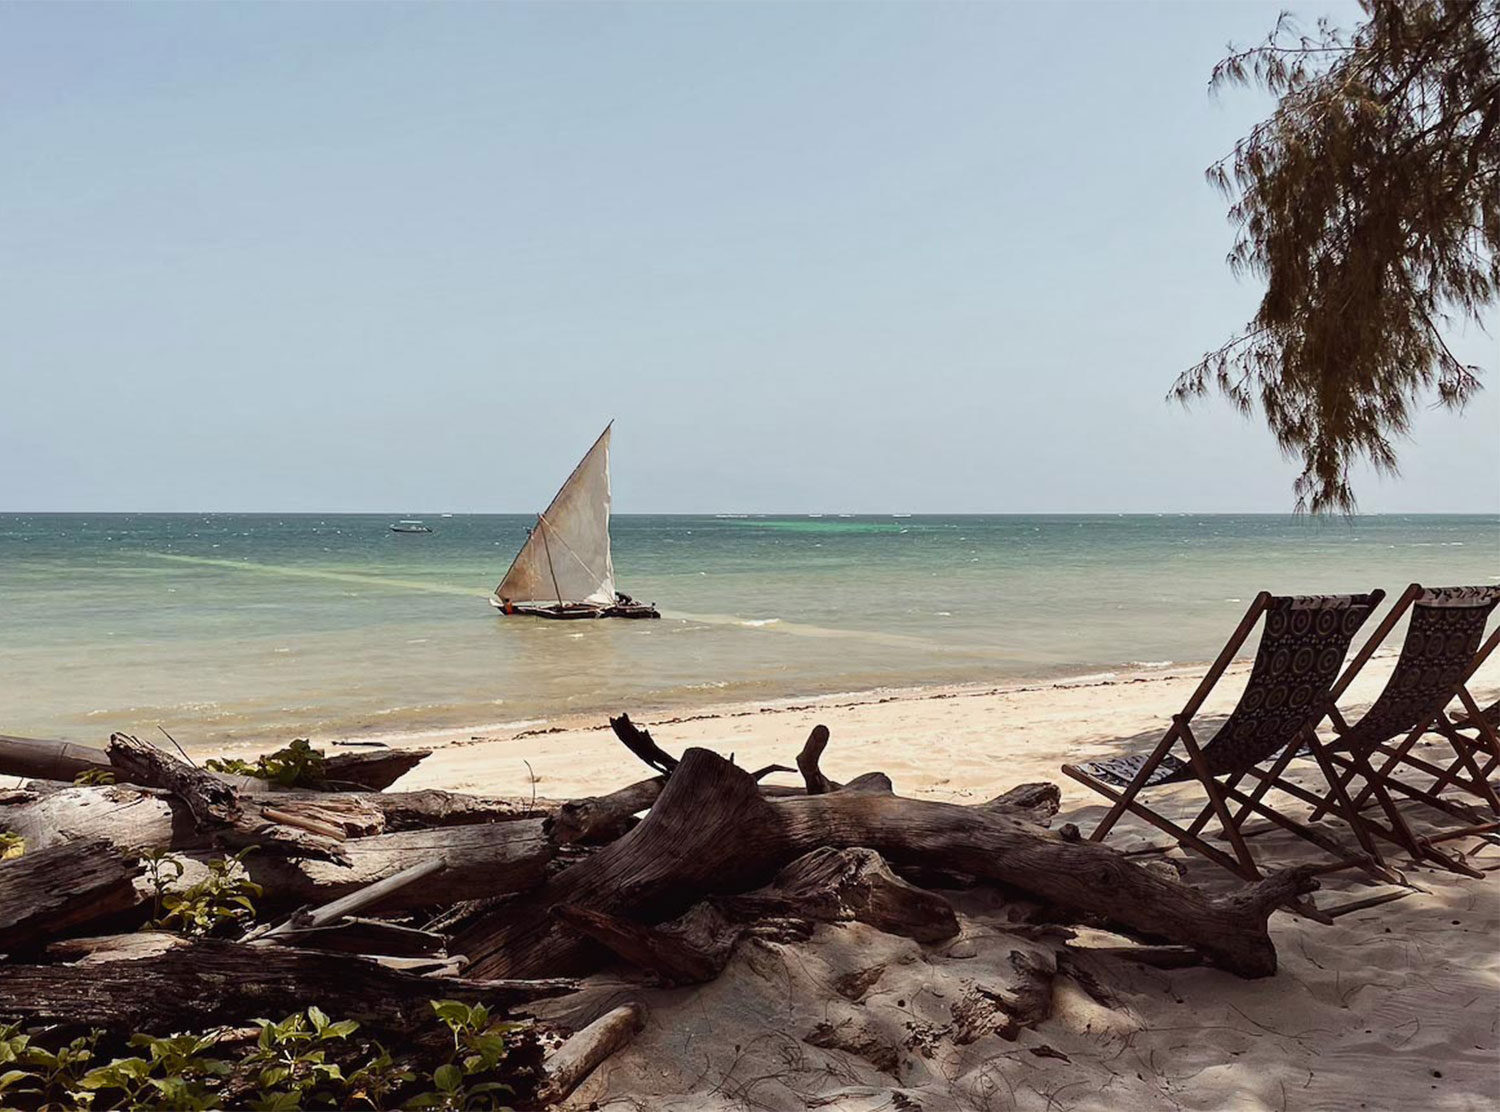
554;846;960;985
458;748;1314;980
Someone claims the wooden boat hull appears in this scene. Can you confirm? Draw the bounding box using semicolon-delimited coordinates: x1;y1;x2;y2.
491;600;660;620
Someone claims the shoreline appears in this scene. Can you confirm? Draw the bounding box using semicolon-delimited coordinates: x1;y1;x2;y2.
190;657;1244;759
185;648;1500;806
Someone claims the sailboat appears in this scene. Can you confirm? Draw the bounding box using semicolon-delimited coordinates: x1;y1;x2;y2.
490;423;659;620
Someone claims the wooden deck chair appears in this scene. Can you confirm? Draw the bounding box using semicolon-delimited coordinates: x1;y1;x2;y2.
1297;585;1500;872
1061;591;1385;893
1447;698;1500;791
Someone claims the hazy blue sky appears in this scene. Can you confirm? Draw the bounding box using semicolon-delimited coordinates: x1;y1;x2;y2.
3;1;1495;514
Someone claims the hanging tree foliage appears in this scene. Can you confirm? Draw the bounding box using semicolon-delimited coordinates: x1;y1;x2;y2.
1176;0;1499;512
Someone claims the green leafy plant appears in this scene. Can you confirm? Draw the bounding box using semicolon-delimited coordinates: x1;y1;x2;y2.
343;1045;415;1110
77;1031;233;1111
0;1023;105;1108
244;1007;359;1110
0;832;23;860
153;848;262;936
0;1001;527;1111
141;848;186;923
206;739;328;788
405;1000;517;1111
72;768;117;786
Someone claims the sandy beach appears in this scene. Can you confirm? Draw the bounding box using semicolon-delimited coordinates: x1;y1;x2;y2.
193;653;1500;1111
343;653;1500;808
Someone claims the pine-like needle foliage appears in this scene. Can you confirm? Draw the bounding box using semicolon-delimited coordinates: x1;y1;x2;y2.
1177;1;1499;512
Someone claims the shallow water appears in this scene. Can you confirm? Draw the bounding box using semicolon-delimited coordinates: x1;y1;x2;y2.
1;513;1495;744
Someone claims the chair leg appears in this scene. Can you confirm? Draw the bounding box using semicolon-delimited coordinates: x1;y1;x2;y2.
1177;722;1259;877
1244;759;1486;880
1085;721;1182;843
1059;766;1258;882
1429;722;1500;814
1301;736;1388;866
1322;749;1486;825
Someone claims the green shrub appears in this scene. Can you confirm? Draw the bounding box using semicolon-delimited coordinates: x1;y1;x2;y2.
205;739;328;788
0;1002;528;1110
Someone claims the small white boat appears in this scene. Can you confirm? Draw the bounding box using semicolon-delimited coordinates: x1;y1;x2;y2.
390;519;433;534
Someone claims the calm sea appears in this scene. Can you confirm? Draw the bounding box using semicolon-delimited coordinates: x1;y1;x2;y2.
1;514;1495;746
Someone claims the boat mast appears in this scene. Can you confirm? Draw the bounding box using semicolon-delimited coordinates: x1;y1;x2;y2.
536;514;565;607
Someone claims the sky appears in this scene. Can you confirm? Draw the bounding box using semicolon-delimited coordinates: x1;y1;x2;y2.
2;1;1496;515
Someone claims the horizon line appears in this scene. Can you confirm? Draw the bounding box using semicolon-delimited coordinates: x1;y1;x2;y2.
2;509;1497;518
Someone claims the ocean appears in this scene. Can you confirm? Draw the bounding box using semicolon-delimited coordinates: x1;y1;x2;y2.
1;513;1495;747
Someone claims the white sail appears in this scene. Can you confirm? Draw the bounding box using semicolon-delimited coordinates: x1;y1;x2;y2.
496;424;616;607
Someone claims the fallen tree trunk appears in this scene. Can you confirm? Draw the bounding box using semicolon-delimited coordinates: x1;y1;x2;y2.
108;734;347;860
556;847;958;985
0;840;145;954
0;936;576;1035
0;784;200;853
246;821;554;910
0;733;429;793
0;784;550;855
0;787;554;911
322;748;431;791
719;846;959;943
457;748;1316;980
0;733;114;782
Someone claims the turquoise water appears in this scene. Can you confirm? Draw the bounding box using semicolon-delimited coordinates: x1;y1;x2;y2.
1;513;1495;745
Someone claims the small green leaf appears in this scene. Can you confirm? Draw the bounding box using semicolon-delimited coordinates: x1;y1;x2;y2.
259;1064;291;1088
430;1000;470;1026
433;1063;462;1092
0;1069;36;1093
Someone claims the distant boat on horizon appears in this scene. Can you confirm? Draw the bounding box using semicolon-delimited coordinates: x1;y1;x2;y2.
490;423;659;620
390;519;432;534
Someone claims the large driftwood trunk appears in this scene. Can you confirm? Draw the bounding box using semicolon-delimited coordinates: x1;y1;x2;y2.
457;748;1315;980
0;733;115;782
0;785;200;853
0;784;548;855
0;841;145;954
321;748;431;790
0;936;576;1034
0;786;554;911
0;733;428;792
247;821;554;909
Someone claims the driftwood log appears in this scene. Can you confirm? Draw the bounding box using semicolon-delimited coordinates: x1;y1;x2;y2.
0;733;429;793
0;784;548;856
457;748;1316;980
0;734;116;783
0;840;145;955
321;748;432;791
107;733;349;861
245;822;554;910
0;786;554;913
537;1002;646;1105
547;717;886;846
719;846;960;942
0;936;576;1034
555;847;961;985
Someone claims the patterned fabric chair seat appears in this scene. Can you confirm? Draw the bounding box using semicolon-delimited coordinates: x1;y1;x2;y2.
1330;587;1500;756
1078;594;1377;788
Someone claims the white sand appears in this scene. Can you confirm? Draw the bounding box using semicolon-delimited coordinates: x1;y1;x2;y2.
211;654;1500;1110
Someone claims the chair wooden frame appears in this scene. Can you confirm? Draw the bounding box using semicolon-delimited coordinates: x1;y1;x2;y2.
1061;590;1392;900
1295;585;1500;874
